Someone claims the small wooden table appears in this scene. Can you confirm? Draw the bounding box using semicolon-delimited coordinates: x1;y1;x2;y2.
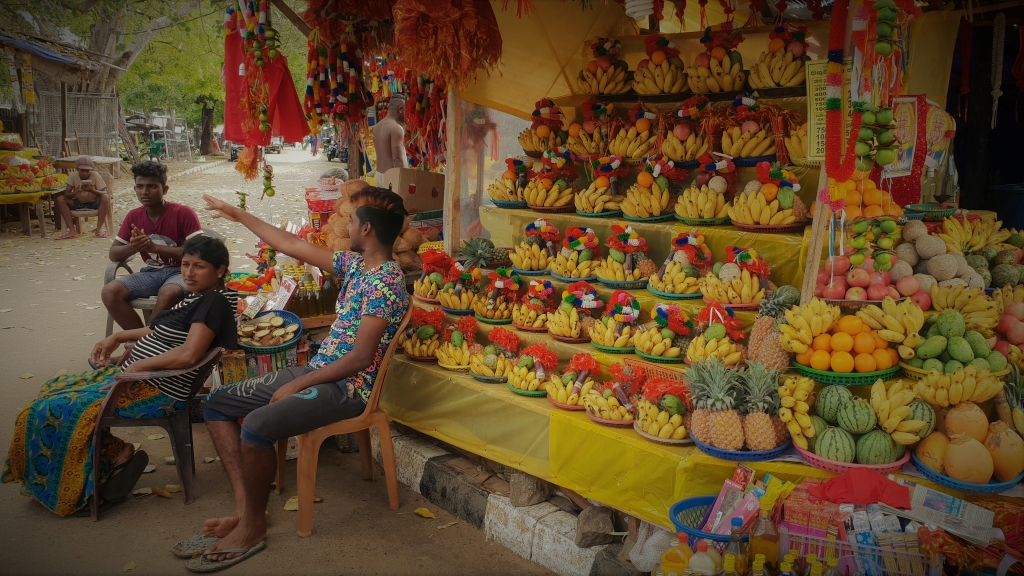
54;155;122;179
0;190;50;238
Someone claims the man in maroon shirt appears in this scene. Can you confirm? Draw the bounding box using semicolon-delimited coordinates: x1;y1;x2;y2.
101;162;203;330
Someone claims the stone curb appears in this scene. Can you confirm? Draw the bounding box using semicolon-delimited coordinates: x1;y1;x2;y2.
368;426;637;576
167;159;229;182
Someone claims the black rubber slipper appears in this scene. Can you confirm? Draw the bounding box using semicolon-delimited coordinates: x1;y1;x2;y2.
101;450;149;502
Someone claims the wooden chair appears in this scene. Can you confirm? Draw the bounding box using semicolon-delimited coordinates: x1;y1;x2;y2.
57;169;114;236
90;343;224;520
275;308;412;537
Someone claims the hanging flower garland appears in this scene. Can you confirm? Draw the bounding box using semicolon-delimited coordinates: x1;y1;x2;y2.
653;303;694;337
724;245;771;278
525;219;562;258
562;281;605;313
524;280;556;314
820;0;863;187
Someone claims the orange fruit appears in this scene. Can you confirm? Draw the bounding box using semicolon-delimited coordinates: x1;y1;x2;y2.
535;124;551;138
796;348;814;366
843;205;862;219
863;187;881;206
887;203;903;217
837;315;864;335
860;323;873;333
540;178;553;190
594;176;610;189
831;332;854;352
863;205;884;218
887;347;899;365
587;60;599;73
812;333;832;352
650;50;667;65
831;351;855;373
872;331;889;350
502;170;517;181
710;46;727;62
853;332;876;354
635;118;652;133
760;183;779;202
768;38;786;53
854;353;877;373
843;180;858;193
871;349;894;370
845;189;862;207
568;124;582;138
810;350;832;371
636;171;654;188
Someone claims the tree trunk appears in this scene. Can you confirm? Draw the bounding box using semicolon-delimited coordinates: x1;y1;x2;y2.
199;105;214;155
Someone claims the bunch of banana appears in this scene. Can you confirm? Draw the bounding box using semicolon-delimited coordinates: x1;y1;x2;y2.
912;364;1005;408
648;262;701;295
582;390;634;421
472;295;512;320
523;179;574;208
785;124;809;159
547;308;583;338
686;330;743;365
992;285;1024;308
595;255;645;282
401;332;440;358
607;126;657;160
575;182;624;214
413;273;444;300
578;65;631;95
687;58;745;93
509;241;554;271
512;303;548;329
778;376;816;450
566;129;606;156
747;49;806;88
508;363;545;392
936;216;1012;254
779;298;842;354
1008;345;1024;373
635;326;684;358
590;316;635;348
550;250;596;279
435;340;471;367
699;269;765;305
517;129;561;154
633;61;686;94
675;183;729;219
438;287;475;310
662;130;708;162
856;297;924;358
721;126;776;159
622;181;670;219
546;373;596;406
929;285;1000;337
728;189;796;225
869;379;926;445
469;353;514;378
487;178;525;202
636;399;688;440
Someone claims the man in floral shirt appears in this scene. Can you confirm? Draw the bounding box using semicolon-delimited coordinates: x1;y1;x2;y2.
185;187;409;571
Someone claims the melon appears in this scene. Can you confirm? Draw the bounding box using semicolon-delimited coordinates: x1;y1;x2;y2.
856;430;899;464
906;400;937;440
807;415;829;451
943;434;994;484
916;431;949;474
983;421;1024;482
816;385;853;425
944;402;988;442
837;399;877;435
816;427;857;463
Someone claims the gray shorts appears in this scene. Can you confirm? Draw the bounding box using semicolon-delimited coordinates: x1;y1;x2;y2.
113;266;186;299
202;366;366;448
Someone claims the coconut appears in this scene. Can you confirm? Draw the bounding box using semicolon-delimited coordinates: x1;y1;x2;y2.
963;271;986;290
915;235;948;260
743;180;762;195
944;402;989;442
915;431;949;474
718;262;741;283
943;434;994;484
983;421;1024;482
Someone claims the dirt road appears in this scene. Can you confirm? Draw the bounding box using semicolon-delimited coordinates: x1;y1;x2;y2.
0;149;549;575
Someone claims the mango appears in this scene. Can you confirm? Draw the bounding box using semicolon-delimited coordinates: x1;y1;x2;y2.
915;335;947;360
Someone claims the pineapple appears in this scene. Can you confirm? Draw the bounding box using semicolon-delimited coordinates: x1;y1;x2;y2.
686;364;713;444
634;252;658;278
791;196;809;222
692;359;745;451
459;237;508;268
747;286;800;371
741;362;783;451
999;365;1024;436
772;415;789;447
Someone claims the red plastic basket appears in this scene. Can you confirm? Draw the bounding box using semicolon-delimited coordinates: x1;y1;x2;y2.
795;444;910;475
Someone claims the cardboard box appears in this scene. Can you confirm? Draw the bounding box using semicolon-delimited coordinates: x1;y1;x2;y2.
409;209;443;240
380;168;445;214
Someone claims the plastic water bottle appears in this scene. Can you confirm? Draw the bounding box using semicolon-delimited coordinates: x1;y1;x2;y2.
688;540;718;576
725;517;749;575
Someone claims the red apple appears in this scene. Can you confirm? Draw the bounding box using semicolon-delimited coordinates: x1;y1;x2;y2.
997;314;1021;336
673;124;692;141
694;53;711;68
817;269;831;285
868;271;888;286
886;286;901;299
741;120;760;135
859;257;875;271
582;120;597;134
824;281;847;299
595;56;612;69
1009;322;1024;345
846;268;870;288
994;340;1010;357
1005;302;1024;321
911;290;931;310
827;256;851;275
815;284;825;297
695;172;711;187
846;287;868;301
867;283;889;300
1014;248;1023;264
895;276;920;297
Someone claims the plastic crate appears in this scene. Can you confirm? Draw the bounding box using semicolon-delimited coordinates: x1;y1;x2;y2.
417;241;445;255
779;526;941;576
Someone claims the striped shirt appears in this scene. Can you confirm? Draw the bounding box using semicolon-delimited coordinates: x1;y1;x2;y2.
122;289;239;401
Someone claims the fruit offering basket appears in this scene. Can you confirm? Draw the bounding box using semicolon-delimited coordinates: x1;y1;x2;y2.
507;343;558;396
577;37;632;97
518;99;564;157
487;158;531;207
548;281;604;343
525;149;576;212
632;34;687;96
721;95;777;163
797;445;910;476
512;280;556;332
238;310;303;353
700;245;769;308
469;327;520;383
550;227;600;281
545;354;600;410
648;232;713;299
596;223;656;288
687;27;745;94
634;375;692;444
622;156;685;222
398;308;445;362
509;219;559;275
634;304;693;364
473;267;521;324
435;316;478;371
607;104;657;163
413;248;454;304
566;99;612;160
437;263;482;315
662;97;711;165
675;177;730;224
729;163;808;230
903;203;955;222
748;25;810;90
686;303;747;366
575;155;627;217
583;362;644;426
590;290;641;353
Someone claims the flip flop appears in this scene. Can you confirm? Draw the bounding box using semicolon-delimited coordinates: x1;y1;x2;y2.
172;530;221;559
101;450;149;502
185;541;266;573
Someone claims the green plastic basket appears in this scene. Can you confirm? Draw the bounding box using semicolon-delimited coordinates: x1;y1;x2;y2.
792;362;901;386
591;342;636;354
636;350;687;364
475;314;513;325
507;383;548;397
903;203;955;222
674;215;731;226
238;310;302;354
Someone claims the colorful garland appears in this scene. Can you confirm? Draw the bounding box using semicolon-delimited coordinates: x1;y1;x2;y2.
524;279;556;313
823;0;863;183
561;226;600;257
607;290;642;324
696;301;745;341
562;281;604;313
489;327;521;355
724;245;771;278
653;303;693;337
445;316;478;345
608;224;648;255
421;247;455;275
665;232;714;273
531;98;564;131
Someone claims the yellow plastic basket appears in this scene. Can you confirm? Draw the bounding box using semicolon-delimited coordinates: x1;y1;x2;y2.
899;361;1010;382
417;241;445;255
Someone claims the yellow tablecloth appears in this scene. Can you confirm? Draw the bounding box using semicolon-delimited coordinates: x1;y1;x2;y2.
0;190;49;205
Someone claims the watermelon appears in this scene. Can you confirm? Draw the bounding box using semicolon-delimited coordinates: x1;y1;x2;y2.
837;398;877;434
816;427;857;463
816;386;853;425
855;429;899;464
807;415;829;451
907;400;936;440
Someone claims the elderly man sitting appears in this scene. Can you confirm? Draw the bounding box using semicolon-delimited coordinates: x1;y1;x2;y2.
56;156;111;239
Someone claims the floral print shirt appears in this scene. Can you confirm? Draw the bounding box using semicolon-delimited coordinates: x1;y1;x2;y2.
307;251;409;402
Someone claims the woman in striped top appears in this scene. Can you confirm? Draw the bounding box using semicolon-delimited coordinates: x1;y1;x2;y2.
3;236;238;516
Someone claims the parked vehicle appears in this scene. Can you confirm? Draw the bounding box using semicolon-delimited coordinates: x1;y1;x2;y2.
267;136;284;153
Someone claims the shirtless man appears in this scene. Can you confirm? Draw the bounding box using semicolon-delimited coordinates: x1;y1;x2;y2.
371;95;407;182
